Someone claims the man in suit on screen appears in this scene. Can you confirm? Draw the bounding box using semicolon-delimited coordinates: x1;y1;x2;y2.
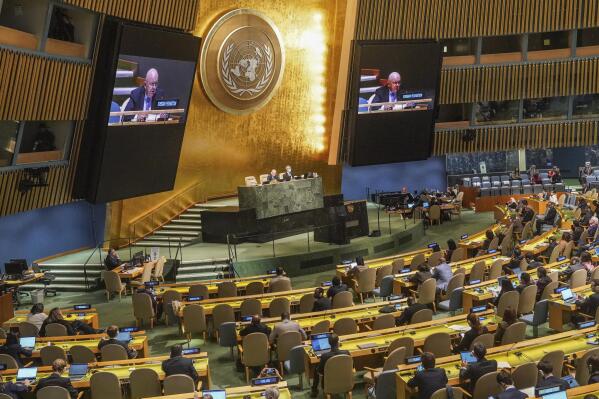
371;71;415;111
123;68;166;122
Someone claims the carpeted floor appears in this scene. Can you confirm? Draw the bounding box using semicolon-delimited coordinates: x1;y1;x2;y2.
27;209;499;398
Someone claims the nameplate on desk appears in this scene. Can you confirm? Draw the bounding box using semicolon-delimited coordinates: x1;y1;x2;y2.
471;305;487;313
73;304;91;310
427;242;438;248
577;320;596;329
487;249;497;254
461;234;468;239
556;256;566;261
401;92;424;100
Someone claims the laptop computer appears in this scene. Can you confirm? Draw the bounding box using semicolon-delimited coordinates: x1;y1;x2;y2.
560;288;575;303
116;332;132;343
422;202;429;208
535;385;566;398
201;390;226;399
19;337;35;350
16;367;37;382
68;363;89;381
310;333;331;356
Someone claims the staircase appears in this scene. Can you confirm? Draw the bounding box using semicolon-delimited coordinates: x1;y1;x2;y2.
22;261;104;292
175;258;232;283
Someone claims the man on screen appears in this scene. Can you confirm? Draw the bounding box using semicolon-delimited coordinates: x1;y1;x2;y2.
123;68;166;122
371;72;415;111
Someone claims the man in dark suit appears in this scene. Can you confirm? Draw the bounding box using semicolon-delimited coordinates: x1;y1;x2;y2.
162;344;199;385
520;200;534;224
536;360;568;390
0;332;32;367
459;343;498;392
371;72;415;111
104;248;121;270
407;352;448;399
395;297;429;326
34;359;77;399
326;276;348;299
97;325;137;359
282;165;294;181
535;202;557;235
310;333;349;398
240;315;271;337
312;287;331;312
577;279;599;316
493;370;528;399
266;169;281;183
123;68;166;122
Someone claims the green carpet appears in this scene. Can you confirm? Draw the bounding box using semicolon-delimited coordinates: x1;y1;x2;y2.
28;209;496;398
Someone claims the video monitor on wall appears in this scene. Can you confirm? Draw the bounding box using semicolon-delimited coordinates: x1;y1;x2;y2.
347;40;442;166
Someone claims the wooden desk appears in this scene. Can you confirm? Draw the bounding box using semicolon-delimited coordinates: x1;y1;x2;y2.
155;275;273;298
458;223;504;250
112;262;153;280
144;382;290;399
517;228;559;255
3;308;99;329
335;248;432;280
548;284;591;332
0;293;14;325
4;273;45;287
395;326;599;399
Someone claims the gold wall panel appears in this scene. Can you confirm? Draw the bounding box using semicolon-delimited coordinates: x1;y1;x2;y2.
63;0;199;31
355;0;599;40
432;120;599;155
0;48;91;120
111;0;347;240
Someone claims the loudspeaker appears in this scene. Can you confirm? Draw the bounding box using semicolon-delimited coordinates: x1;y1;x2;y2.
369;230;381;237
163;259;180;282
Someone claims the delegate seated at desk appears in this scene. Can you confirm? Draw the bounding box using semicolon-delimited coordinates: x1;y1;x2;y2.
122;68;166;122
104;248;121;270
371;72;415;111
266;169;282;183
162;344;199;385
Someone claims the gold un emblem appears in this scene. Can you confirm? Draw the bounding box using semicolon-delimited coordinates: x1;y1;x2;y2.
200;9;285;114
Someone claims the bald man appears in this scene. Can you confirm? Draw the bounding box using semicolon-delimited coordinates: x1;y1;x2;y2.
123;68;166;122
372;71;414;111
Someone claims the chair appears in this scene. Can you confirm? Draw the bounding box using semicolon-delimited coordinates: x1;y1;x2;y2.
212;304;235;337
188;284;209;298
539;350;564;378
323;354;354;399
299;293;315;313
312;320;330;334
276;331;302;374
0;354;19;369
372;314;395;330
284;345;309;389
430;387;464;399
429;205;441;225
217;281;237;298
570;268;587;289
240;298;262;317
152;256;166;282
161;290;182;326
519;299;548;337
427;251;442;267
355;268;377;303
245;281;264;295
496;291;519;318
373;275;394;300
129;261;154;288
182;304;207;341
521;221;533;240
469;261;486;283
438;287;463;315
470;333;494;350
375;265;393;287
332;291;354;309
163;374;196;395
269;297;290;317
500;321;527;345
40;345;67;366
45;323;68;337
129;368;162;399
410;308;433;324
241;333;270;383
575;348;599;385
540;281;559;300
517;285;538;315
440;273;465;302
18;321;39;337
36;386;71;399
472;371;501;399
132;292;156;329
245;176;258;186
388;336;415;357
270;278;292;292
364;347;406;385
90;371;122;399
512;362;538;389
410;253;425;270
450;247;467;262
333;317;358;336
218;322;238;359
102;270;126;301
100;343;128;361
423;332;452;357
391;258;405;274
487;260;503;280
415;278;436;312
487;236;500;251
69;345;96;363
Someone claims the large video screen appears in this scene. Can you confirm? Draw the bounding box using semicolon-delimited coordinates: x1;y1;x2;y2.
348;41;442;166
74;20;200;203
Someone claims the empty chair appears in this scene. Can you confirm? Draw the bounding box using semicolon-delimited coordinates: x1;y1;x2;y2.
241;333;270;383
450;247;467;262
410;253;426;270
45;323;68;337
218;322;238;359
129;261;154;289
332;291;354;309
500;321;526;345
100;344;129;361
240;298;262;317
0;354;19;369
90;371;122;399
416;278;436;311
519;299;548;337
388;336;415;357
129;368;162;399
333;317;358;336
570;268;587;289
269;278;292;292
429;205;441;225
36;386;71;399
470;333;494;350
161;290;182;326
163;374;196;395
540;281;558;300
323;354;354;399
152;256;166;282
40;345;67;366
375;265;393;287
276;331;302;374
102;270;126;301
497;291;519;318
372;314;395;330
486;260;503;280
284;345;309;389
212;304;235;337
269;297;290;317
410;308;433;324
188;284;209;298
517;285;537;315
373;275;394;300
430;387;464;399
69;345;96;364
423;332;451;358
438;287;463;315
472;371;501;399
355;268;376;303
427;252;443;268
245;281;264;295
512;362;538;389
364;347;406;385
182;304;207;341
575;348;599;385
217;281;237;298
299;293;315;313
18;322;39;337
468;261;486;283
132;292;156;329
391;258;405;274
439;273;465;302
312;319;330;334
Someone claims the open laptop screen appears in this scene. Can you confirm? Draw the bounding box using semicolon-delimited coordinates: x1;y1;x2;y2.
311;333;331;351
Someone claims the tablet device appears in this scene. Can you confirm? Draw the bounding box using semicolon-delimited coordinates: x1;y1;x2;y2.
460;351;477;364
311;333;331;353
321;281;332;287
461;234;468;239
427;242;438;248
577;320;596;329
241;316;252;322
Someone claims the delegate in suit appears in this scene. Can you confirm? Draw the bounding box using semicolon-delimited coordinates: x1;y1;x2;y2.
371;72;415;111
123;68;166;122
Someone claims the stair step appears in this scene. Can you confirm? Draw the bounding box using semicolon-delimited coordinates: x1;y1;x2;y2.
181;258;229;266
176;272;227;281
39;263;103;268
177;265;229;274
152;230;199;237
178;214;202;220
20;283;96;292
138;236;194;242
194;203;228;208
40;269;102;276
133;241;183;247
161;224;202;231
171;219;202;225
